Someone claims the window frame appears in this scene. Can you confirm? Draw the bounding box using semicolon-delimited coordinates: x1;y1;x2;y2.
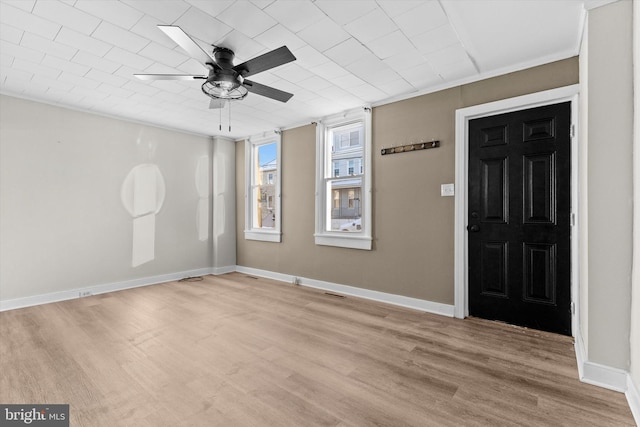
244;131;282;242
314;107;372;250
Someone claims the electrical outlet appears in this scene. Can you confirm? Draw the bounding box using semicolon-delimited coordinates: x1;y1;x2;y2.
79;291;92;298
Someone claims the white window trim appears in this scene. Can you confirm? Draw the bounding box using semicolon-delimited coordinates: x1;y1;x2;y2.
314;107;372;250
244;130;282;242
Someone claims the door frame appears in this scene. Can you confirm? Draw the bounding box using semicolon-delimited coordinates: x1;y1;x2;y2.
453;84;580;337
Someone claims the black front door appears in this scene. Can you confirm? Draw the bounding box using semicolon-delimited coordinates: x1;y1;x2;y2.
467;102;572;336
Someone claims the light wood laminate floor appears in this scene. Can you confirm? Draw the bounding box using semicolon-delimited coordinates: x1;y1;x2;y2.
0;273;635;426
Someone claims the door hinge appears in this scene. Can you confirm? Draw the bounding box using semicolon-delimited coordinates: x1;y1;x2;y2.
571;302;575;315
570;124;576;138
571;213;576;227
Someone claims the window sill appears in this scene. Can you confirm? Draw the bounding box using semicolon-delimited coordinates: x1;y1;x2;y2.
245;230;281;242
314;233;372;250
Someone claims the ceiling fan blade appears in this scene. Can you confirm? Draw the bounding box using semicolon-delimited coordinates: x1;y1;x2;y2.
209;98;226;109
243;79;293;103
233;46;296;78
157;25;215;66
134;74;206;81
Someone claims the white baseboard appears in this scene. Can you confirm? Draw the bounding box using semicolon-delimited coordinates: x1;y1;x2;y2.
0;267;214;312
574;327;628;392
235;265;455;317
211;265;236;275
627;374;640;426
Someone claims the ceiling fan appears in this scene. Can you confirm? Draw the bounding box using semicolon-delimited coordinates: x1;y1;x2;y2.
134;25;296;109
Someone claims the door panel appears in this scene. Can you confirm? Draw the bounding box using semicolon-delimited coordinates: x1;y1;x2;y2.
468;102;571;336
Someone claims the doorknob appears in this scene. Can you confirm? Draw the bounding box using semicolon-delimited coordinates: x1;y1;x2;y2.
468;224;480;232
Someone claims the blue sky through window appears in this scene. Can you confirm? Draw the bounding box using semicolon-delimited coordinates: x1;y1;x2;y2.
258;143;276;167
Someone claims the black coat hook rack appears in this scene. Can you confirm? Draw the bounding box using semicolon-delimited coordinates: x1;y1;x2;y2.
381;140;440;156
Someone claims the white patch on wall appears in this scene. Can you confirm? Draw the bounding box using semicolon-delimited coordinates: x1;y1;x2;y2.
195;156;210;241
121;164;166;267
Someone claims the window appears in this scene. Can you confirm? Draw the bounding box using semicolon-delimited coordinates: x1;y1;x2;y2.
315;107;372;250
245;131;281;242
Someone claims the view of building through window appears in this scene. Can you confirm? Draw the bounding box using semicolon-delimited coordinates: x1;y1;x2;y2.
254;142;277;229
328;123;363;232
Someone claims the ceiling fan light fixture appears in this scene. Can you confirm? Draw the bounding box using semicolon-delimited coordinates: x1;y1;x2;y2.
201;68;247;100
202;81;248;100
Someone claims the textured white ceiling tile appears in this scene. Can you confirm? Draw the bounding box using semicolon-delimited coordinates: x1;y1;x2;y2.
32;0;100;35
263;0;324;33
142;63;182;74
42;54;90;76
0;40;44;63
367;30;415;60
130;16;179;49
2;1;35;12
0;23;24;44
2;75;30;93
249;0;275;9
121;0;191;24
342;51;382;78
184;1;234;17
1;64;33;82
92;21;150;53
397;62;442;88
105;47;154;71
216;1;276;38
174;8;232;44
314;0;378;25
324;38;371;67
379;78;415;96
291;45;329;69
297;17;350;53
138;42;190;67
74;0;144;30
245;70;278;85
297;75;333;92
393;1;448;38
20;32;78;61
311;60;349;80
377;1;424;18
95;82;134;99
176;58;207;75
332;73;366;90
13;57;61;79
345;8;397;44
273;63;315;84
57;71;101;89
346;83;387;102
215;30;267;62
72;50;121;73
411;24;460;56
383;48;427;73
426;44;471;68
150;79;190;94
255;24;306;51
85;68;129;87
0;2;60;39
433;57;478;81
55;27;112;56
0;54;15;68
440;0;584;72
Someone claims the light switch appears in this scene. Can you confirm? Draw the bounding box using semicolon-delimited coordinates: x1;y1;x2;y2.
441;183;455;197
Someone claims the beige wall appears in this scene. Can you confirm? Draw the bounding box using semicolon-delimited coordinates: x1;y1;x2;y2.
585;0;634;370
237;57;578;305
0;95;213;301
631;0;640;392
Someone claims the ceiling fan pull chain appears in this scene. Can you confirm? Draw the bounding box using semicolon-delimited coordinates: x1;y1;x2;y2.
219;105;222;131
229;101;231;132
